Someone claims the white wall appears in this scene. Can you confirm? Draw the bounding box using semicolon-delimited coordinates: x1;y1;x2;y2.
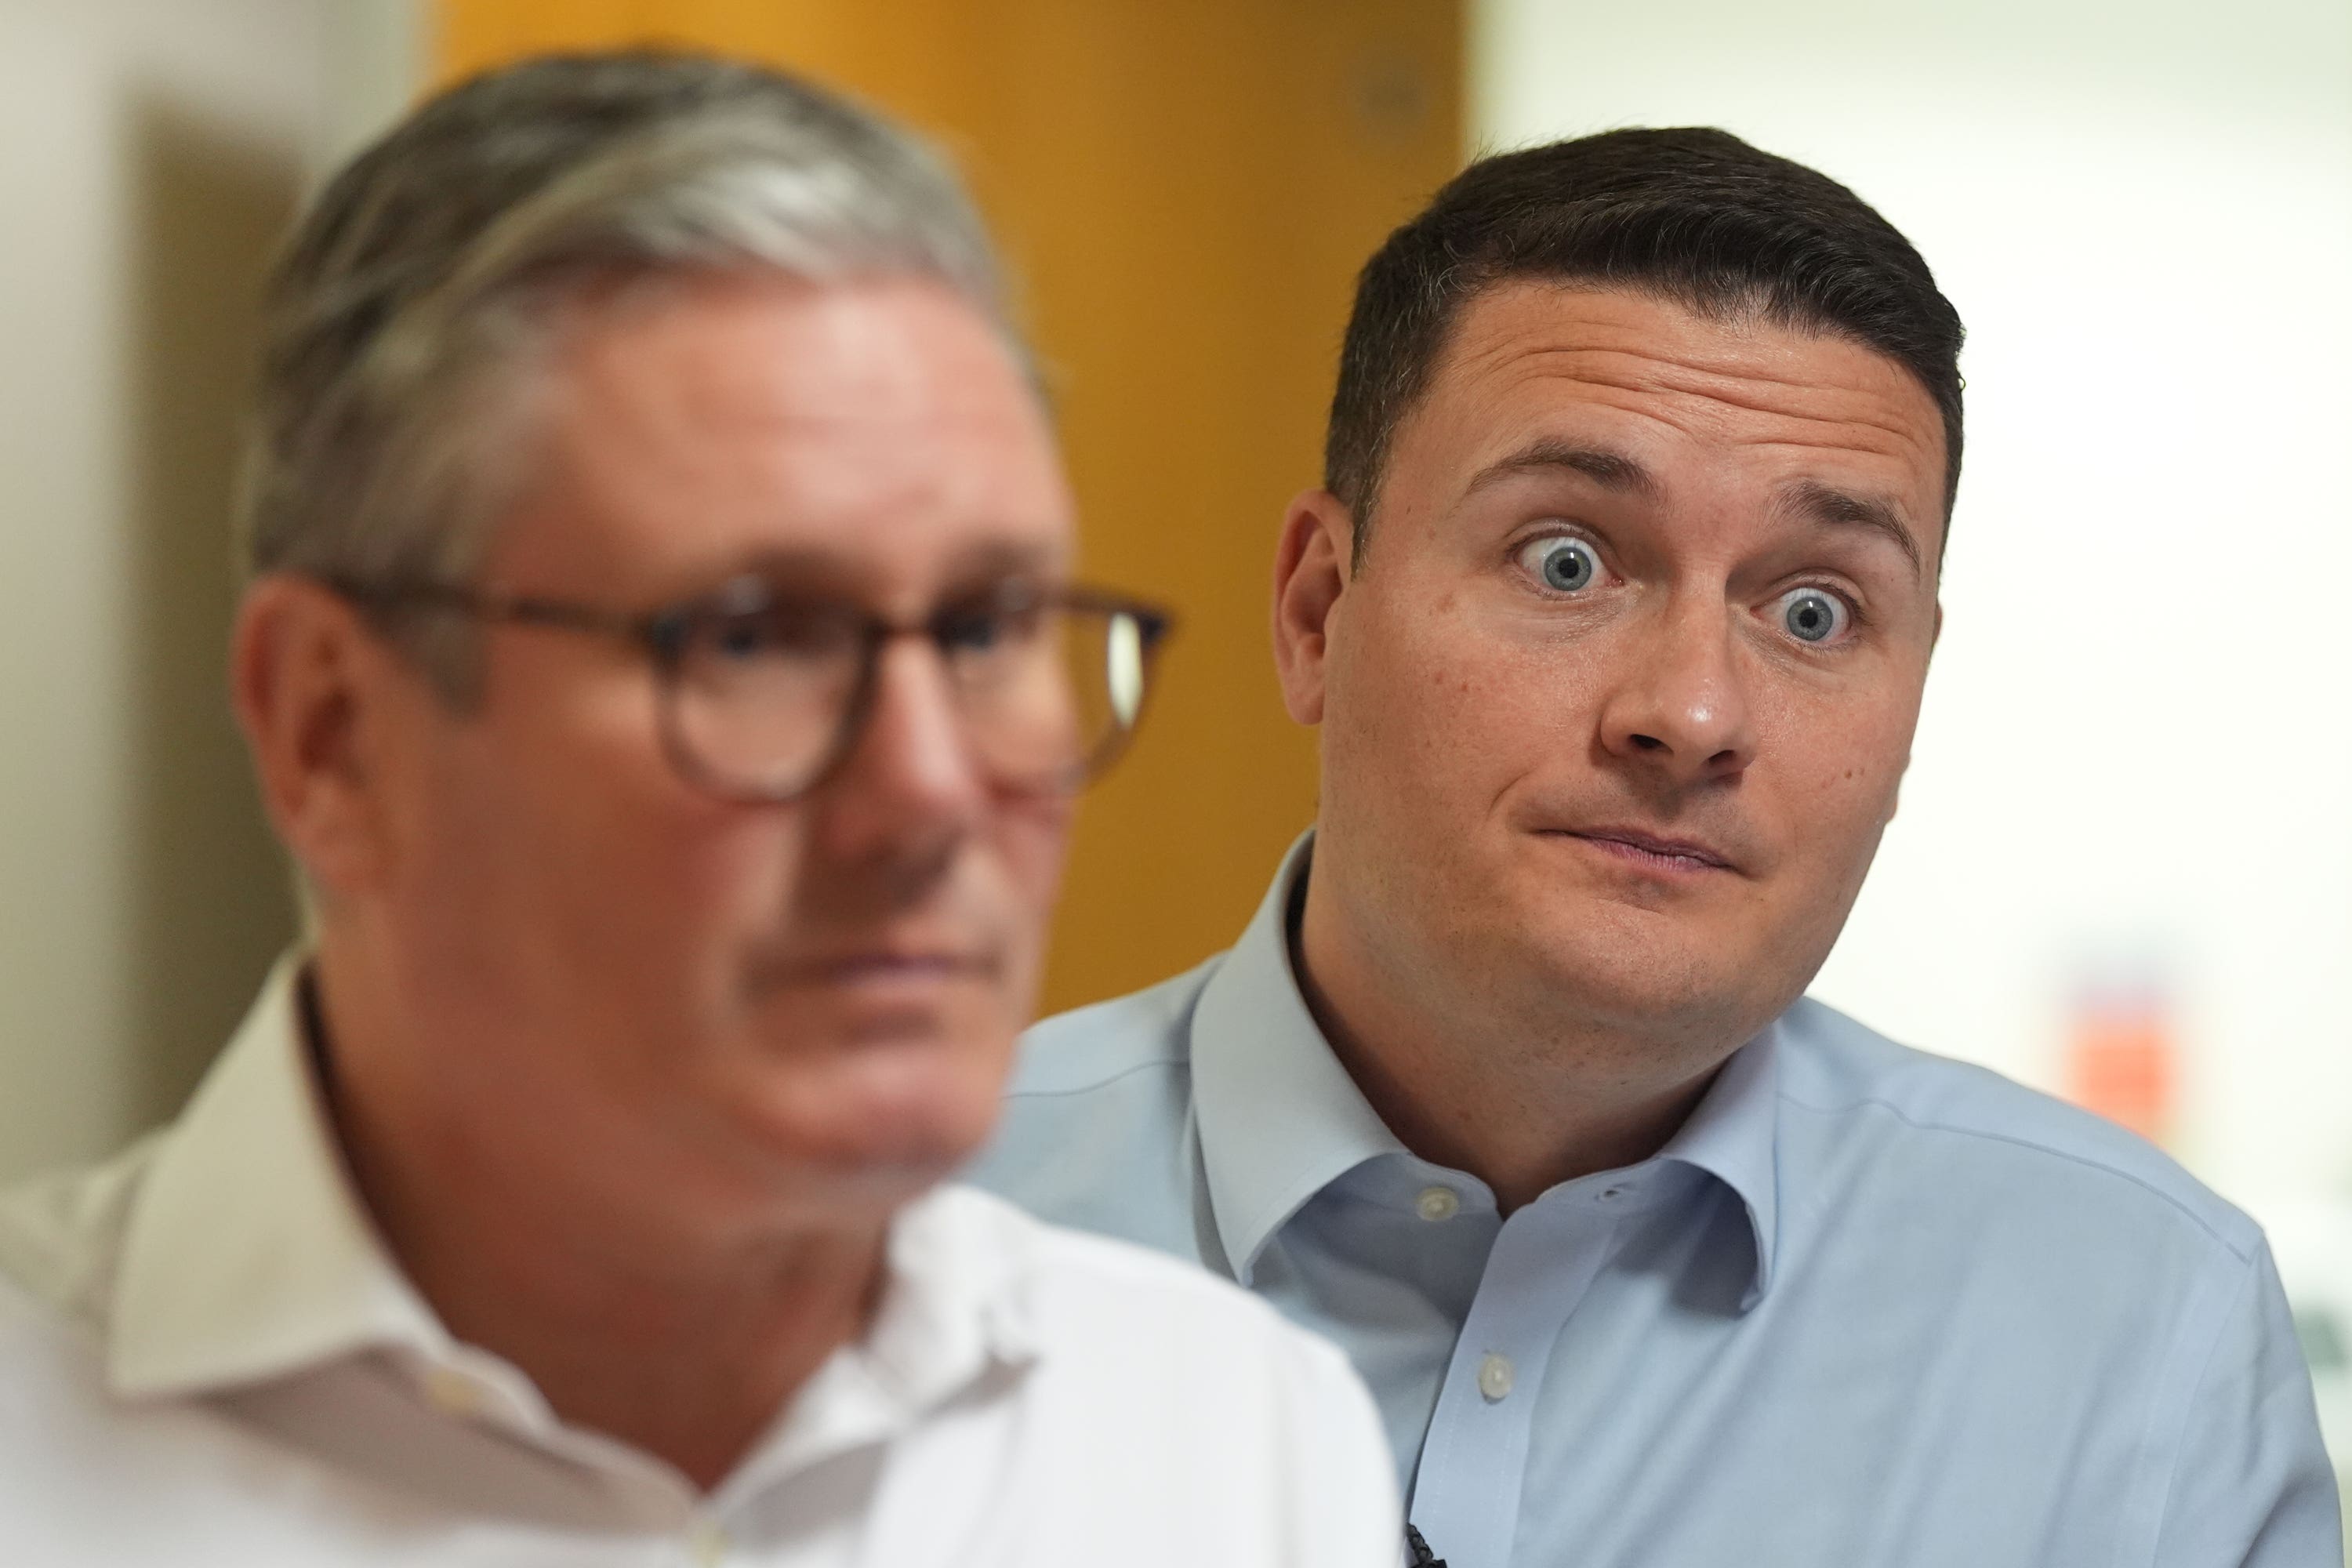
0;0;420;1180
1473;0;2352;1217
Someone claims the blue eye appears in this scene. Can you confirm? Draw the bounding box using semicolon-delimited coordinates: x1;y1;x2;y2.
1777;588;1849;644
1519;535;1599;593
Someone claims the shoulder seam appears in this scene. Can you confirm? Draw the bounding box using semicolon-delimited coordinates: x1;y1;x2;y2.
1777;1088;2254;1262
1005;1054;1188;1102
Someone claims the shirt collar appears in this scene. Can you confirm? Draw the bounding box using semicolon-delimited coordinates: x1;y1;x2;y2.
725;1185;1042;1495
867;1184;1040;1403
1650;1014;1782;1309
1191;834;1408;1286
1189;833;1784;1306
107;959;1045;1418
108;955;448;1399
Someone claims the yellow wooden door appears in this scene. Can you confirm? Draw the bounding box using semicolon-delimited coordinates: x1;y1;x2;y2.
437;0;1463;1013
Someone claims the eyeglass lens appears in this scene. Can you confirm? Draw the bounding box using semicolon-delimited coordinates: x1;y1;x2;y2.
662;597;1156;800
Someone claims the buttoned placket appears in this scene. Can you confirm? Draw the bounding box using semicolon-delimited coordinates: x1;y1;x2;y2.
1406;1178;1641;1568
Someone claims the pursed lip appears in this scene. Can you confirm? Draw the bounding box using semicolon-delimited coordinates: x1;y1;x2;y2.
1552;825;1741;874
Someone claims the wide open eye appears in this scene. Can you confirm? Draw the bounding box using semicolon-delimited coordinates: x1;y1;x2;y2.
1517;535;1599;593
1776;587;1851;645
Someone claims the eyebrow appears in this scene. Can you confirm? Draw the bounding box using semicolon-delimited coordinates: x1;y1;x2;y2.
1462;438;1664;503
734;543;1058;585
1464;437;1929;580
724;538;1067;599
1778;479;1926;580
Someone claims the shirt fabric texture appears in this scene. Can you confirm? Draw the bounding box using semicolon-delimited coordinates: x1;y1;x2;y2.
0;958;1402;1567
967;834;2343;1568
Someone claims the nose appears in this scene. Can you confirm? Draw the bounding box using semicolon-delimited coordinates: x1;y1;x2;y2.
808;637;989;872
1596;595;1757;787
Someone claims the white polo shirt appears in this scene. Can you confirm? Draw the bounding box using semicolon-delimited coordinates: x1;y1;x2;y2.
0;964;1400;1566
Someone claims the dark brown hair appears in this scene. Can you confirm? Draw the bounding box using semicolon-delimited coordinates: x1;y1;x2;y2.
1326;127;1965;561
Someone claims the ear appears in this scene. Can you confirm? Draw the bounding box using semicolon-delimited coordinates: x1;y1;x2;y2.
229;575;409;899
1271;488;1356;727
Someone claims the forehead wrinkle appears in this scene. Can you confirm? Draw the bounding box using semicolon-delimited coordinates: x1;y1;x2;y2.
1490;345;1930;455
1452;282;1920;403
1506;380;1930;481
1411;291;1951;552
1477;380;1938;503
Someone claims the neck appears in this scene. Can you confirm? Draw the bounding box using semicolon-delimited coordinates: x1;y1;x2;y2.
305;947;885;1491
1293;864;1721;1214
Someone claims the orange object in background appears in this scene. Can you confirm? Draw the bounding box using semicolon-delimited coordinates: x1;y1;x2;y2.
434;0;1465;1018
2065;980;2177;1147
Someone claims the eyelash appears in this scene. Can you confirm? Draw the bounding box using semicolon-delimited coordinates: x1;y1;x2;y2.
1511;528;1611;589
1781;580;1871;641
1510;532;1871;643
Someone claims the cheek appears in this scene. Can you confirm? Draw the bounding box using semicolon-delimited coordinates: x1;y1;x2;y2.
1764;698;1916;884
985;793;1073;982
429;662;790;1002
995;792;1072;897
1330;592;1535;805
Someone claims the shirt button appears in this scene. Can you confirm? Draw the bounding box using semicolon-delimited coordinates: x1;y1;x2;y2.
688;1518;730;1565
1415;1185;1461;1222
422;1367;485;1418
1478;1352;1515;1402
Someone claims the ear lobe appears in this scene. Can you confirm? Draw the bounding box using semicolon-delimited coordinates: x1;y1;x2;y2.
230;576;401;898
1271;489;1354;728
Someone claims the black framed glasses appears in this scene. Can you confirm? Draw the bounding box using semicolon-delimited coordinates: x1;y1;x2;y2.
329;573;1175;803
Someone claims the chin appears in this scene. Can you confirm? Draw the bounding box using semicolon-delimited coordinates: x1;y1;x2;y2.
840;1073;1004;1181
727;1036;1009;1202
1510;902;1760;1034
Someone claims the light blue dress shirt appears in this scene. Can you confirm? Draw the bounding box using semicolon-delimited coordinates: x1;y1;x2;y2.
968;837;2342;1567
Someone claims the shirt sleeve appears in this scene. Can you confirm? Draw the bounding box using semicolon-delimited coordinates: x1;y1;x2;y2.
2152;1240;2343;1567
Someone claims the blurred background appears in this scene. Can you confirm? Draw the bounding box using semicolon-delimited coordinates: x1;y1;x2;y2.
4;0;2350;1488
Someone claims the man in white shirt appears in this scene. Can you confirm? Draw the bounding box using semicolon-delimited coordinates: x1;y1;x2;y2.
0;52;1397;1566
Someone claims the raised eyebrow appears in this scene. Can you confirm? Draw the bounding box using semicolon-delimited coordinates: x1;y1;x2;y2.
1462;438;1664;503
1779;479;1927;580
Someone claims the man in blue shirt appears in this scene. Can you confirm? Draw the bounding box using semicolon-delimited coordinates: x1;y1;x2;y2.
970;128;2340;1566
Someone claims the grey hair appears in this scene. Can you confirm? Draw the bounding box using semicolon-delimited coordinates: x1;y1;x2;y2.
238;51;1020;695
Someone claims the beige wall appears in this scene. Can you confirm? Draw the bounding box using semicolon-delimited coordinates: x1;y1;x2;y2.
0;0;419;1180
